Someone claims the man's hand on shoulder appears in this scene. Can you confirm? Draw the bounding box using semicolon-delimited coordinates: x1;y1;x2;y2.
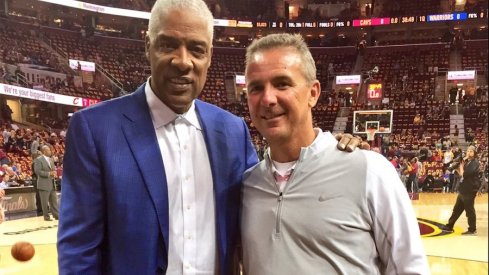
335;133;370;152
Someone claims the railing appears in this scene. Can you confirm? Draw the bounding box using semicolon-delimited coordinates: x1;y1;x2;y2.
38;32;76;75
39;31;127;96
95;64;127;96
15;70;27;87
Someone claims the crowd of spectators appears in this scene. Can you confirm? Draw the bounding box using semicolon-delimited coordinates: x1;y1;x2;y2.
0;24;63;73
0;3;487;195
383;137;488;193
0;122;65;189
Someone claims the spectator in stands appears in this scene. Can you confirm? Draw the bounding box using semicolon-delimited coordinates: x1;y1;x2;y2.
466;128;475;143
458;88;465;104
453;124;459;145
442;169;452;193
413;113;422;125
416;157;424;190
2;127;10;144
444;147;454;166
3;164;19;182
30;134;40;157
418;143;431;162
432;148;443;162
405;157;419;193
443;137;452;150
421;171;435;192
399;156;410;185
476;86;483;101
443;146;482;235
58;128;66;139
1;66;12;84
0;149;9;166
0;174;8;189
453;146;463;160
241;33;429;274
1;102;13;123
390;155;399;168
449;87;458;104
56;1;364;274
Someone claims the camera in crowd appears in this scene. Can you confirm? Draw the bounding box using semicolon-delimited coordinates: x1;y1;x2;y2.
447;153;465;172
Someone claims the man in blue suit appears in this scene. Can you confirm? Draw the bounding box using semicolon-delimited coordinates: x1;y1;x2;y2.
57;0;361;274
58;0;256;273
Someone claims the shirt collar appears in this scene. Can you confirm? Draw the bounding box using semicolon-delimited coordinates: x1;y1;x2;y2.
265;128;334;164
145;78;202;130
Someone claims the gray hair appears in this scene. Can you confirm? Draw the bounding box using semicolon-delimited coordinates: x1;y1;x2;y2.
148;0;214;42
245;33;317;83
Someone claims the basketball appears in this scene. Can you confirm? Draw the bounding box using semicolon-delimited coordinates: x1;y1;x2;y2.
11;242;35;262
379;127;385;132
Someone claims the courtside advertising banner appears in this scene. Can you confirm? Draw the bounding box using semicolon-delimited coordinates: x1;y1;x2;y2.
0;83;99;107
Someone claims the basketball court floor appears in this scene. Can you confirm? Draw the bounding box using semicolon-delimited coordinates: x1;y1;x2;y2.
0;193;487;274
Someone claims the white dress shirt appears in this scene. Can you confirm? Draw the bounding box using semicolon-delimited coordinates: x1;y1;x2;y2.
145;81;216;275
44;155;52;169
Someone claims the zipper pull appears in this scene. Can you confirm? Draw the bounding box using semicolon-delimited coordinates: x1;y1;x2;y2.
278;192;283;202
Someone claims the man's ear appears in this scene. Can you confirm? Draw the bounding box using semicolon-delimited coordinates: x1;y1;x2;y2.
144;35;151;61
308;80;321;108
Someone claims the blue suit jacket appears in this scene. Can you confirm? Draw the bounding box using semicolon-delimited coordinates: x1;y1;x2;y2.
57;84;258;274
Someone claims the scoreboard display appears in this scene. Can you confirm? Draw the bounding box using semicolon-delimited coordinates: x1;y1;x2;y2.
39;0;487;29
352;17;391;27
367;83;383;99
217;12;486;29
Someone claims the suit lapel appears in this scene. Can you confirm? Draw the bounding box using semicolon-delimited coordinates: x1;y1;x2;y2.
49;158;55;171
42;156;52;171
121;86;170;252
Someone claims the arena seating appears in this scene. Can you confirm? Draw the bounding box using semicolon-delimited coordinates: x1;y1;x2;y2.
464;100;488;138
1;13;488;182
462;40;488;71
381;0;441;17
0;25;63;73
311;46;357;88
43;27;148;93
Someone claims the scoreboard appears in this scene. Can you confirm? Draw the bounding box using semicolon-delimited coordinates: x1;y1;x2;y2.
367;83;383;99
216;11;486;29
40;0;487;29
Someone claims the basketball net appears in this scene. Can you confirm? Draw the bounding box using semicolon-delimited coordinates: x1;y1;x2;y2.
366;128;376;142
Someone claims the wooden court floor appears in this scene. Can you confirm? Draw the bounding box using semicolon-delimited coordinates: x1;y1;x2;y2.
0;193;487;274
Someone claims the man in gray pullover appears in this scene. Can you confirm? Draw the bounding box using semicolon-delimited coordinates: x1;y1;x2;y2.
241;33;430;275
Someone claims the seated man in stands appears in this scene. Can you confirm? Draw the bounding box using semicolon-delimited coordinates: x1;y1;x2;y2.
0;173;10;188
421;171;435;192
0;149;9;166
418;143;431;162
